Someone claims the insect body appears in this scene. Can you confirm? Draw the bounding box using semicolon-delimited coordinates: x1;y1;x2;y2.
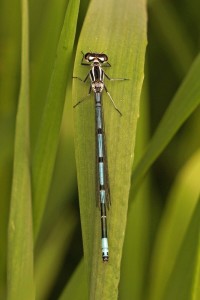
73;52;127;262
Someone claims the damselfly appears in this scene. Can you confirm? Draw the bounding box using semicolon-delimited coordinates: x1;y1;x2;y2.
73;52;128;262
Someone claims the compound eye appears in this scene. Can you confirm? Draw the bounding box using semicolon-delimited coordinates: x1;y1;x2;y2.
98;54;108;63
101;54;108;62
85;52;95;62
98;57;104;63
89;55;95;61
84;53;92;62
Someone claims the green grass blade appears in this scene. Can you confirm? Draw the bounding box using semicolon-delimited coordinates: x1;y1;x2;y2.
0;2;21;296
32;0;80;239
148;149;200;300
7;0;35;299
132;53;200;192
30;0;69;147
73;0;147;298
35;212;77;300
119;80;154;300
193;236;200;300
163;198;200;300
59;259;88;300
40;86;76;232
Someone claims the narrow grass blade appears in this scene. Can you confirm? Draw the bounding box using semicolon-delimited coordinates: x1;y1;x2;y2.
32;0;80;239
59;259;88;300
73;0;147;298
132;53;200;192
30;0;69;146
193;236;200;300
35;212;77;300
163;198;200;300
37;87;76;238
148;149;200;300
119;80;153;300
0;2;21;296
7;0;35;299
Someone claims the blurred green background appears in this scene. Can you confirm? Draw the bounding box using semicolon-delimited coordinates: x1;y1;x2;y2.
0;0;200;299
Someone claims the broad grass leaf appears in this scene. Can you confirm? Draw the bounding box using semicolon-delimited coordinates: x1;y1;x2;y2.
73;0;147;298
7;0;34;299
